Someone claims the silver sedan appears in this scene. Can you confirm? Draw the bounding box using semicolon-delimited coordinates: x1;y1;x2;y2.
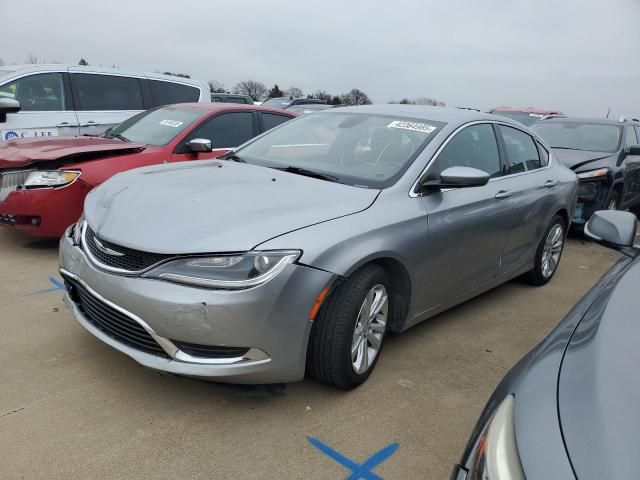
59;105;577;389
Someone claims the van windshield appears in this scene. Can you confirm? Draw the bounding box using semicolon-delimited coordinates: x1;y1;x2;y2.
105;105;202;146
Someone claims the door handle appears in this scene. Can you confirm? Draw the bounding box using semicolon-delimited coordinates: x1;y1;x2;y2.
56;122;79;127
495;190;512;199
80;121;99;127
543;180;558;188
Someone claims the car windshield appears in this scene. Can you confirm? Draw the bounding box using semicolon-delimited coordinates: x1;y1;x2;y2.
235;112;444;188
104;105;203;146
532;122;622;153
492;111;545;126
262;97;292;109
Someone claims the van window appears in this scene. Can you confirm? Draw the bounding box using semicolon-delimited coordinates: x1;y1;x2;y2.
150;80;199;106
70;73;143;111
0;73;65;111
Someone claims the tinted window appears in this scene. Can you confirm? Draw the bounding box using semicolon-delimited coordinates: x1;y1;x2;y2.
226;97;248;104
0;73;65;111
537;142;549;167
625;126;638;146
532;122;622;153
262;113;292;132
150;80;199;106
105;105;203;146
237;112;443;188
71;73;143;111
432;124;501;177
187;112;255;148
498;125;541;173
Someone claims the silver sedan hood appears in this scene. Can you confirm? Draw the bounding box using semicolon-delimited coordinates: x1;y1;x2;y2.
84;160;379;253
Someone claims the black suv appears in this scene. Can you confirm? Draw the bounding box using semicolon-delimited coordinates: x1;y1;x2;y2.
532;117;640;226
260;97;325;110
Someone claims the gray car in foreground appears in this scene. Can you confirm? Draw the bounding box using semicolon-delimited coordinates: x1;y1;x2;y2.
452;210;639;480
59;105;577;388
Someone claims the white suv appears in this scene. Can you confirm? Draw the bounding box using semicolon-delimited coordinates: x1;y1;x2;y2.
0;65;210;140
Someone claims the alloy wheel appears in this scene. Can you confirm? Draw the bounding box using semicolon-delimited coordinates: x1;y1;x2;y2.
351;284;388;374
541;223;564;278
608;198;617;210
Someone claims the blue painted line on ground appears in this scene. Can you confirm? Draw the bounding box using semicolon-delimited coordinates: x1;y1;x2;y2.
307;436;398;479
29;276;66;295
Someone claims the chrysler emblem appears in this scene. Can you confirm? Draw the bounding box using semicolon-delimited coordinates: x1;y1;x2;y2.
94;237;125;256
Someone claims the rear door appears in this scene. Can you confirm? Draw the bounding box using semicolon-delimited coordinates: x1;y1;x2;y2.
419;123;512;309
494;124;558;275
0;72;79;140
171;110;258;162
69;71;145;136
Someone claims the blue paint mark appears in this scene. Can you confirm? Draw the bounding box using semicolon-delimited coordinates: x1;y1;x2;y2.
307;436;399;480
30;276;66;295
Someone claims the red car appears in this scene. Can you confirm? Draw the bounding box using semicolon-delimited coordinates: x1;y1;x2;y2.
0;103;297;237
489;107;563;126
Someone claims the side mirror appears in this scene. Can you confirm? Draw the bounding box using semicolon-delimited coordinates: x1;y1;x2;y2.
585;210;637;249
187;138;212;153
625;145;640;156
421;166;490;191
0;98;20;123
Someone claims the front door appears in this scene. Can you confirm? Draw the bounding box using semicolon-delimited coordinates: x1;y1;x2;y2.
0;72;79;141
418;123;513;311
622;126;640;206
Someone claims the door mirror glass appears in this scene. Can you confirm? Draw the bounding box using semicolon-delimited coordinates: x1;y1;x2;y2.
187;138;212;153
422;166;490;190
585;210;637;248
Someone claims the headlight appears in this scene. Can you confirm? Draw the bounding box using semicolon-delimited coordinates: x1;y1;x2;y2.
467;396;525;480
144;250;300;289
576;167;608;179
24;170;80;188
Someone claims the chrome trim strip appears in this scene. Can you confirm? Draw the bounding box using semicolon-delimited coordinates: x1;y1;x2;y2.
59;267;269;365
409;120;552;198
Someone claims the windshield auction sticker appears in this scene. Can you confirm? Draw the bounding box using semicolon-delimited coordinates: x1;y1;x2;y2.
387;121;437;134
158;120;184;127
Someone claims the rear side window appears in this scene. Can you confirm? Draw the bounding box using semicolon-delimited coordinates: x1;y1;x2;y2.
186;112;255;148
432;124;501;177
150;80;199;106
0;73;66;111
498;125;541;174
70;73;143;111
261;112;292;132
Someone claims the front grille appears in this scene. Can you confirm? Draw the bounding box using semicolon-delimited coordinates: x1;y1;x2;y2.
84;225;174;272
172;341;249;358
0;170;33;201
64;276;169;358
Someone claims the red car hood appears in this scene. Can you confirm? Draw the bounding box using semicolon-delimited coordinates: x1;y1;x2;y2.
0;137;146;169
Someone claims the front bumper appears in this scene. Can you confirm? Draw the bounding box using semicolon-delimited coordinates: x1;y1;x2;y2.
59;229;335;383
0;180;91;237
572;179;610;226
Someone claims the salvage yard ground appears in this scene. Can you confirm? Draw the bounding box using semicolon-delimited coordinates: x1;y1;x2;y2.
0;230;620;479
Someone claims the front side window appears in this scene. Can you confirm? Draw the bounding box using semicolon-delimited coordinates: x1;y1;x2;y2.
236;112;443;188
185;112;255;148
431;124;501;177
0;73;65;111
532;122;622;153
105;105;203;146
498;125;541;173
625;126;638;147
71;73;143;111
150;80;199;106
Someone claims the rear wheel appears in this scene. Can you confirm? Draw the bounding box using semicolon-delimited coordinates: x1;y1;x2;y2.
607;190;620;210
306;265;390;389
524;215;566;286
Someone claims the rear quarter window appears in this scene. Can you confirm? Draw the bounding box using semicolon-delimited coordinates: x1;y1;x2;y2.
150;80;200;106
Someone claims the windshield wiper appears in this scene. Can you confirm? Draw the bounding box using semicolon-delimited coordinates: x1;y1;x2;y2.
108;133;129;142
276;166;340;183
221;152;246;163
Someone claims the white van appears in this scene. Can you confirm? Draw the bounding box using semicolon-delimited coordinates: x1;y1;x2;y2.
0;65;210;140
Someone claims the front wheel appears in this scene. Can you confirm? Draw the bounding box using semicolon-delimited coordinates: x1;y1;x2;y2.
524;215;566;286
306;265;390;389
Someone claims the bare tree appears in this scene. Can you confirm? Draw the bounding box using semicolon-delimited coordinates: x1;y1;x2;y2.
311;90;332;102
286;86;304;98
27;53;39;64
233;80;267;101
339;88;372;106
208;80;226;93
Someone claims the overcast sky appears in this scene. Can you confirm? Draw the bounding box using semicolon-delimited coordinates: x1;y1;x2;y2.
1;0;639;117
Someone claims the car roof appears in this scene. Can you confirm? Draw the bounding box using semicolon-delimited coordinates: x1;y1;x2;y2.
167;102;298;116
326;104;508;125
538;116;639;126
490;107;562;114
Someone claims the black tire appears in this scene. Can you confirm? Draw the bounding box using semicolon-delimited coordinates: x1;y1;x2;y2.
306;264;391;389
524;214;566;286
607;190;620;211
